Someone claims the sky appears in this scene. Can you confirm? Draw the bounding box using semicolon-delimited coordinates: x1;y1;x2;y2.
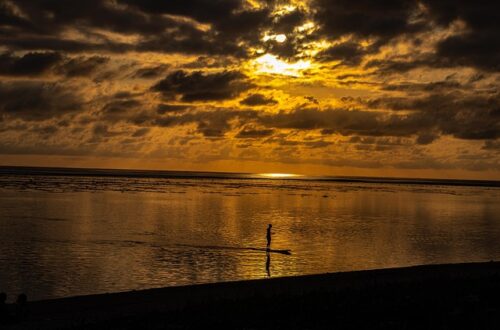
0;0;499;179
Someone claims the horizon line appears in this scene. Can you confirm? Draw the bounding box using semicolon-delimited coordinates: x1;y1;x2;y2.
1;165;499;188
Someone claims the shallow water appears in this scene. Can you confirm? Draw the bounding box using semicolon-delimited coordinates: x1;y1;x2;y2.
1;173;499;301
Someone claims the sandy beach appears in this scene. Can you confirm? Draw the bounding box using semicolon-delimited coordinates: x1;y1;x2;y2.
3;261;500;329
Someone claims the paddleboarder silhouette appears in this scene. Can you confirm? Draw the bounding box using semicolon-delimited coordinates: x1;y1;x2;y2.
266;224;272;249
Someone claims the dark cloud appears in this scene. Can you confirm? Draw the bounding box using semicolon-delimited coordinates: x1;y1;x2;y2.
0;2;35;33
240;94;278;106
119;0;242;24
365;52;496;75
366;92;500;140
2;0;182;35
0;81;83;121
142;106;420;140
146;98;499;143
182;56;237;69
0;52;62;76
127;3;270;57
131;127;150;138
317;41;370;65
121;0;271;41
152;109;258;137
100;99;142;122
381;80;463;92
236;128;274;139
56;56;109;77
313;0;423;41
126;111;154;126
127;1;272;56
259;108;396;136
0;35;130;53
263;135;332;149
273;9;307;34
196;118;231;137
363;1;500;73
348;136;409;147
363;55;448;74
312;1;500;72
265;40;301;59
305;0;430;67
149;107;418;140
364;58;419;74
152;70;252;102
135;27;243;57
102;99;141;113
217;8;271;39
422;1;500;72
303;140;331;149
91;124;124;141
133;65;169;79
157;104;190;114
257;102;499;143
0;0;262;57
112;91;139;99
0;52;109;78
436;32;500;72
416;132;439;145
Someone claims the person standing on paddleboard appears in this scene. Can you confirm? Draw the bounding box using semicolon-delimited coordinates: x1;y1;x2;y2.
266;224;272;249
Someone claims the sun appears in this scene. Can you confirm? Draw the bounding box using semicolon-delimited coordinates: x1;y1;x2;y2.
262;33;287;43
259;173;302;179
253;54;311;77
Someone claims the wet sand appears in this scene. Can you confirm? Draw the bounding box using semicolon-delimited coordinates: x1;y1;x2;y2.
4;261;500;329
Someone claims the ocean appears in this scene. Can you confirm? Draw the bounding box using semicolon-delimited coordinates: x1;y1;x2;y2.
1;167;499;301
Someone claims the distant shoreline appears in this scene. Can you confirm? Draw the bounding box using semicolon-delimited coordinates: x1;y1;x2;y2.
1;165;499;188
5;261;500;329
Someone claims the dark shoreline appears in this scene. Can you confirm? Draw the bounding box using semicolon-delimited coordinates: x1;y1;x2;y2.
1;165;499;188
4;261;500;329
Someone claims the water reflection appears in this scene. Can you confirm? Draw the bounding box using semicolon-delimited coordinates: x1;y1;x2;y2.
0;176;499;301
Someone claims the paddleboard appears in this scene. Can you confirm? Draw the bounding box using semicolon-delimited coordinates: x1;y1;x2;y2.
250;247;292;255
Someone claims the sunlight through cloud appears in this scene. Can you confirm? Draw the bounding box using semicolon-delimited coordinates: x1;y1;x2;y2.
254;54;311;77
262;33;287;43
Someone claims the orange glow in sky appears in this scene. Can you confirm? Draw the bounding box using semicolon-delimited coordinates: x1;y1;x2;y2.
0;1;498;180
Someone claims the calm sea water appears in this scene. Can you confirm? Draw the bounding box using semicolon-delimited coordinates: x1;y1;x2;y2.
1;169;499;301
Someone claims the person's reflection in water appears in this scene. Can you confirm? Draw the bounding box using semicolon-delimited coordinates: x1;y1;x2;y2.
266;250;271;277
266;224;272;249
